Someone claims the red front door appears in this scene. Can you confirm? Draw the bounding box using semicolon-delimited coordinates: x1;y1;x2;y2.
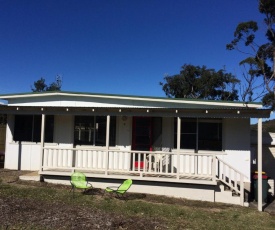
132;117;152;169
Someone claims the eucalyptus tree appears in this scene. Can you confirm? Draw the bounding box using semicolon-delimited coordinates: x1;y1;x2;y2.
160;64;240;101
31;75;62;92
227;0;275;108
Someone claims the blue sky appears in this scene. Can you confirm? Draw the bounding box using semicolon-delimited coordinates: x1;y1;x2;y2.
0;0;267;98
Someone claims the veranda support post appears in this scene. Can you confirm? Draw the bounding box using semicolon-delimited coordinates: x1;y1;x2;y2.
257;118;263;211
177;117;181;180
105;115;110;175
39;114;45;173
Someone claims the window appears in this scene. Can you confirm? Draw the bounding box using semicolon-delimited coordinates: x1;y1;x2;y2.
174;118;222;151
14;115;54;142
74;116;116;146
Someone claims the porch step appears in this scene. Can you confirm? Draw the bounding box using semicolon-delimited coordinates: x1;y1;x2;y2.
20;171;41;182
215;183;241;205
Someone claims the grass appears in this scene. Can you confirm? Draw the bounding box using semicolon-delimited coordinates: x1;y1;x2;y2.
1;179;275;229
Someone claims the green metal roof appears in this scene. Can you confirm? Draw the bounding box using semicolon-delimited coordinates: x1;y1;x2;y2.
0;91;263;106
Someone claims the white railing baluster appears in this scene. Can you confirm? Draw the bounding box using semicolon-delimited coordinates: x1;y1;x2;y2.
207;156;210;176
44;149;48;167
229;168;232;187
216;156;248;206
240;175;244;206
95;150;98;169
195;154;198;175
138;152;141;172
52;149;55;167
143;152;146;172
234;171;237;191
41;147;234;187
121;152;124;170
211;154;216;182
63;150;66;167
116;151;119;170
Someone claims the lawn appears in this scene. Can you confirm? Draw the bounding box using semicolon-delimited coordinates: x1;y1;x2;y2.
0;169;275;229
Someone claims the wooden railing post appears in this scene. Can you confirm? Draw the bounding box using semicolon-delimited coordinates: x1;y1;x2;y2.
240;175;244;206
212;154;216;182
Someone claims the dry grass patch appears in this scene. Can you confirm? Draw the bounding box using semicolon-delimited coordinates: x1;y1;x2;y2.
1;169;275;229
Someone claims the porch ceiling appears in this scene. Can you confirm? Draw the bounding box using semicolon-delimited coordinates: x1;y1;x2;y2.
0;105;271;118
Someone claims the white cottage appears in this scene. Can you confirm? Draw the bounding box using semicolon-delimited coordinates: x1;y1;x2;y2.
0;91;271;209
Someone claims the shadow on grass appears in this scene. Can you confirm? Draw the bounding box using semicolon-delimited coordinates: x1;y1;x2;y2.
83;188;147;201
83;188;103;196
124;193;147;200
102;192;147;201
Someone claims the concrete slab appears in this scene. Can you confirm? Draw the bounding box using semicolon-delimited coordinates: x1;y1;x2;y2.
19;171;41;182
264;200;275;215
249;200;275;215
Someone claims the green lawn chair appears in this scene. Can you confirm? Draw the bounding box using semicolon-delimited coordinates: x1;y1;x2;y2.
70;172;93;197
105;179;133;199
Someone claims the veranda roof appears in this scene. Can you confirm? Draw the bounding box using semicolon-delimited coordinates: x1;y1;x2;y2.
0;91;271;118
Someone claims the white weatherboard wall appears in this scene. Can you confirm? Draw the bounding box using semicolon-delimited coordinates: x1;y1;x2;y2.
4;114;135;171
54;115;74;146
116;116;132;151
4;114;252;180
222;118;251;180
4;114;75;171
5;115;41;170
162;117;173;151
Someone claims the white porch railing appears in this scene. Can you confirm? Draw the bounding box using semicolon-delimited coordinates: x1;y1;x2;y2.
41;147;217;181
216;156;248;206
41;147;247;205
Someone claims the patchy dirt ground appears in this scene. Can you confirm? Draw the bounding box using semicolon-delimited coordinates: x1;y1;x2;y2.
0;169;167;229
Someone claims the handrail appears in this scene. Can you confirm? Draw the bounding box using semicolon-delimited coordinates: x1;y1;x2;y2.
42;147;218;181
216;157;249;180
216;156;247;206
43;146;220;157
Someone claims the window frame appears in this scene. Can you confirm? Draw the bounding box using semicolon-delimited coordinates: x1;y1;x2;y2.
74;115;116;147
174;118;222;151
13;115;54;143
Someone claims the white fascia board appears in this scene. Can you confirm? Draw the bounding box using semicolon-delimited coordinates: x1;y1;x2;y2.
1;92;262;108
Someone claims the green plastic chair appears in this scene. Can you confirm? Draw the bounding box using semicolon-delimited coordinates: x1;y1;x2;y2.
105;179;133;199
70;172;93;197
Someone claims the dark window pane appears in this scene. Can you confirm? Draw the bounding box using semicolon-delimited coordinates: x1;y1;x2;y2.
33;116;41;142
198;122;222;150
110;116;116;146
95;116;106;146
181;134;196;149
174;118;222;151
14;115;54;143
74;116;116;146
14;115;33;141
182;118;197;133
74;116;94;145
45;116;54;142
174;118;197;149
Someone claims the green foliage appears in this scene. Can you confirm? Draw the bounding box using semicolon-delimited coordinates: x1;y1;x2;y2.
227;0;275;108
160;64;240;101
31;77;47;92
228;21;258;49
31;76;62;92
262;91;275;109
